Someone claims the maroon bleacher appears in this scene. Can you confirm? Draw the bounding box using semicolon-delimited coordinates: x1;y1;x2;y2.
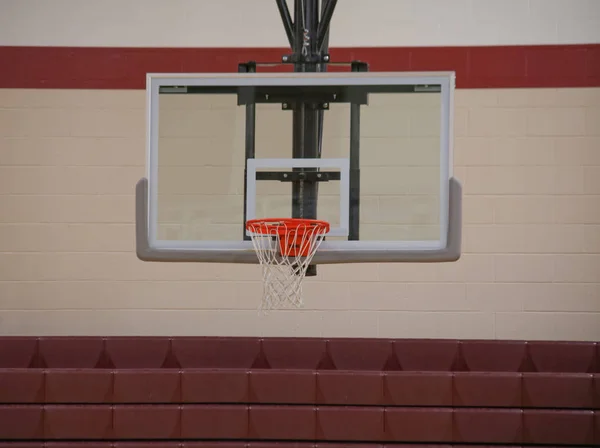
1;337;599;447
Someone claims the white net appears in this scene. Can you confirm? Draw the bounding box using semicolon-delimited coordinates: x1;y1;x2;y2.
246;219;330;311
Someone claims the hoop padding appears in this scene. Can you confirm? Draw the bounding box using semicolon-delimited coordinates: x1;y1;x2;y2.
246;218;330;310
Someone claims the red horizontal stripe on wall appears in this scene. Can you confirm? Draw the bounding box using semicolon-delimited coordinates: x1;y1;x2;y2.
0;44;599;89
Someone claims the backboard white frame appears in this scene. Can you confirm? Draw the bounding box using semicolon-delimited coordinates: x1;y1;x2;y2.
145;71;455;260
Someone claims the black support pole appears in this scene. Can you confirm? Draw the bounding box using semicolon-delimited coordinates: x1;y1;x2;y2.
293;0;304;58
316;0;337;52
348;61;367;240
291;0;322;277
275;0;295;48
240;62;256;241
349;102;360;240
317;0;331;158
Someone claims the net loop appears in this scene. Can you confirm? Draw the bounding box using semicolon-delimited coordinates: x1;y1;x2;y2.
246;218;330;311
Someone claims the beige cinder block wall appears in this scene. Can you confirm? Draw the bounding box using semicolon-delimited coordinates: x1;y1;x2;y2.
0;87;599;339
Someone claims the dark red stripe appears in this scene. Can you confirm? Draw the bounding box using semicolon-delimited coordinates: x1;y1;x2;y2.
1;44;599;89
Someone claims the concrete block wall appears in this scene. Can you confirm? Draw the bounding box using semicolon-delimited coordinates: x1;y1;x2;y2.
0;0;599;339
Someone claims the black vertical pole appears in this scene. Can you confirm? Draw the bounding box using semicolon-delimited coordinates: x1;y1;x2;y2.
317;0;331;158
292;0;321;276
304;0;321;184
291;0;305;221
275;0;295;48
348;62;366;240
316;0;337;52
241;63;256;240
349;102;360;240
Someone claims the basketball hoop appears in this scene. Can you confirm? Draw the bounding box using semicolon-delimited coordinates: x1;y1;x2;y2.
246;218;330;311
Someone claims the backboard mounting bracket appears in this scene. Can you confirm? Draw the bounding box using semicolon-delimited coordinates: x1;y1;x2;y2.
256;171;341;182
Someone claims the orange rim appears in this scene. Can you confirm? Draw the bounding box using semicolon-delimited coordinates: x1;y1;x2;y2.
246;218;330;257
246;218;330;235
